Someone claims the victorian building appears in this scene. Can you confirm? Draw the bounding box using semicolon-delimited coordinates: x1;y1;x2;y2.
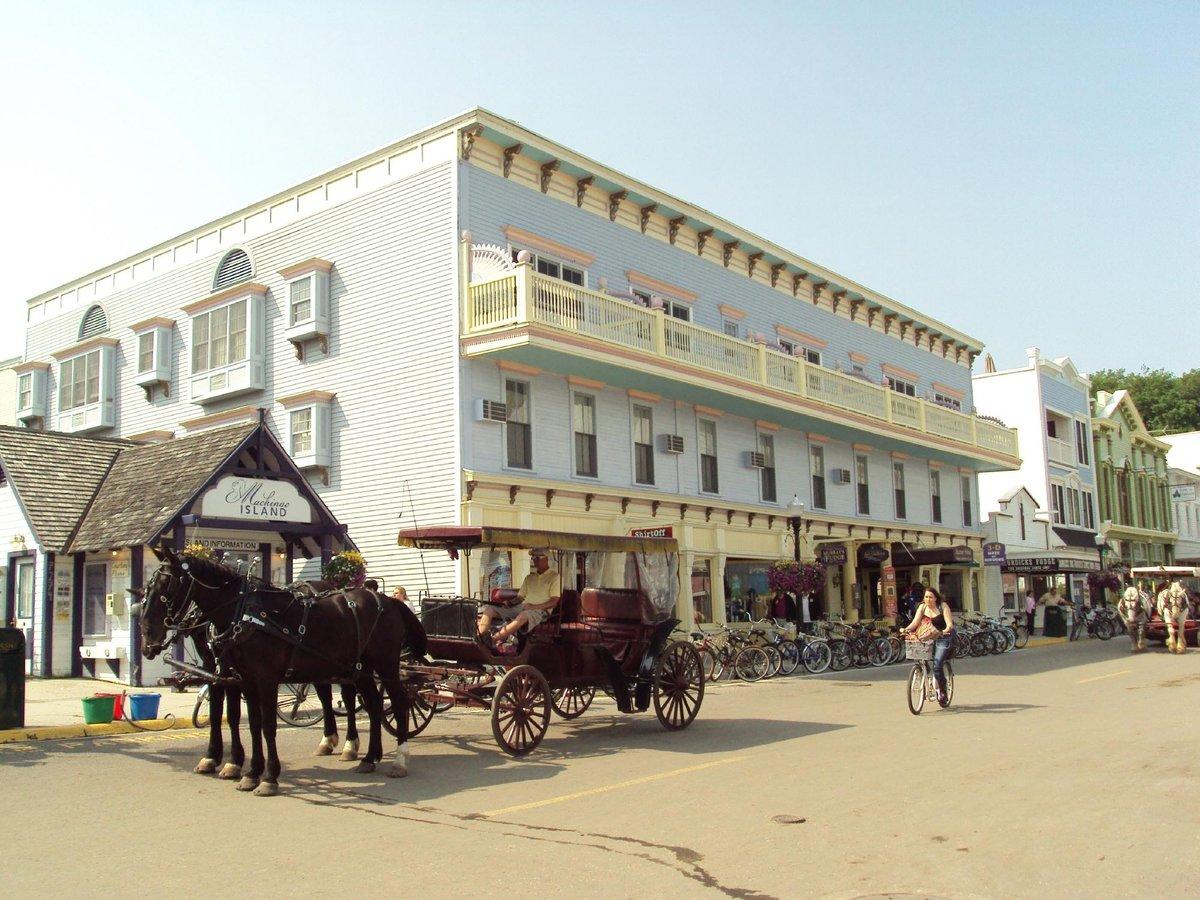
14;108;1019;643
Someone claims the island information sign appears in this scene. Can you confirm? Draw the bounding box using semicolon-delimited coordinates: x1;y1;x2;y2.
200;476;313;523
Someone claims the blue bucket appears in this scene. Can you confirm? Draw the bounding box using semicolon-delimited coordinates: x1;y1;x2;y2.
127;693;162;721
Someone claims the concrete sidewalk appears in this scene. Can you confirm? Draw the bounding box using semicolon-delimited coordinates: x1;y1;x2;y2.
0;677;203;743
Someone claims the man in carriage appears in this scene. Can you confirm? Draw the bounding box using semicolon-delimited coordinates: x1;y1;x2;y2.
476;547;560;651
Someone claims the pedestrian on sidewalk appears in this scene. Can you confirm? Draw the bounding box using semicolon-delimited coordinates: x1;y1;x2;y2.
1025;589;1037;637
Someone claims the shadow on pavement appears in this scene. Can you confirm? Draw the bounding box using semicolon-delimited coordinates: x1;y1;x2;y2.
939;702;1044;715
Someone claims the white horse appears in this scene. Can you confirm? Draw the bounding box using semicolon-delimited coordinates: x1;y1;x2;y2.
1156;583;1190;654
1117;586;1148;652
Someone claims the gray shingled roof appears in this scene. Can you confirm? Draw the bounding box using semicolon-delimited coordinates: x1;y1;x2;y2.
69;422;258;553
0;426;132;553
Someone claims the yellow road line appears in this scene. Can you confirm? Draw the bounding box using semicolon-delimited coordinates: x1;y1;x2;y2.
1077;669;1133;684
482;755;749;818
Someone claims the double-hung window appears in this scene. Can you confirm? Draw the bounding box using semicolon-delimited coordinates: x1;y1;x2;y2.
723;320;741;339
1051;483;1066;524
758;433;777;503
59;351;100;412
512;249;585;286
802;347;822;366
1083;490;1096;530
192;301;246;373
137;333;155;374
279;390;335;476
291;408;313;456
572;393;597;478
930;468;942;523
699;418;719;494
856;455;870;515
632;405;655;486
961;475;973;525
505;379;532;470
1075;419;1091;466
889;378;917;397
17;374;31;412
893;462;907;520
810;445;827;510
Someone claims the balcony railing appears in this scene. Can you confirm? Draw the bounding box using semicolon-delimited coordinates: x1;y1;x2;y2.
465;266;1020;460
1047;436;1077;467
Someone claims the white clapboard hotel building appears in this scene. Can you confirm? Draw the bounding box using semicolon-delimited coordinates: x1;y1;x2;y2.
8;109;1020;678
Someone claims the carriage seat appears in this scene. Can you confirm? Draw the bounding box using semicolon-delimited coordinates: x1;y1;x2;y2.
580;588;650;624
489;588;520;607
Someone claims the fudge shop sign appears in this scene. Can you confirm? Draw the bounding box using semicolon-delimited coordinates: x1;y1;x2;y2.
201;476;313;524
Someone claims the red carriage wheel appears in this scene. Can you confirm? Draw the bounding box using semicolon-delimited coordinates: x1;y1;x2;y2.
653;641;705;731
491;665;551;756
550;685;596;720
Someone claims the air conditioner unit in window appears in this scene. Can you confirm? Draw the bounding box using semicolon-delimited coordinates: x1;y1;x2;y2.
746;451;767;469
831;468;852;485
474;399;507;424
661;434;685;454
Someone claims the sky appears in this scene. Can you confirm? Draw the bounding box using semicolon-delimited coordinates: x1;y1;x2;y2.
2;1;1196;373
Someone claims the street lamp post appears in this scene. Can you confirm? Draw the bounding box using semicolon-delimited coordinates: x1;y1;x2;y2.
1094;532;1108;607
787;494;805;562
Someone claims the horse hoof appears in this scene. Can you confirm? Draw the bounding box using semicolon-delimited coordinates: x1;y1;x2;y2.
236;776;259;792
340;738;360;762
316;736;337;756
194;758;217;775
253;781;280;797
386;764;408;779
353;760;376;774
218;763;242;780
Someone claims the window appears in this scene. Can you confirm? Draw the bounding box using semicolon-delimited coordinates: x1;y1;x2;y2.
1083;491;1096;530
802;347;822;366
17;373;32;411
930;468;942;523
1019;502;1026;540
280;260;332;348
505;379;531;469
83;562;107;636
810;445;826;510
777;338;795;355
1117;468;1132;523
512;249;584;286
961;475;973;525
58;350;100;411
191;299;247;374
723;320;740;338
1067;487;1081;526
213;248;253;290
14;559;34;620
893;462;906;519
889;378;916;397
759;433;777;503
699;418;719;494
663;299;691;322
572;393;597;478
137;332;155;374
1075;420;1090;466
79;305;108;340
855;454;870;515
1051;483;1065;524
289;278;312;326
290;408;313;456
934;393;962;411
632;405;655;486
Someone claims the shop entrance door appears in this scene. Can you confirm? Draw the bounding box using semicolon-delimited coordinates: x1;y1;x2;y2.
938;569;964;610
83;563;109;639
13;558;35;672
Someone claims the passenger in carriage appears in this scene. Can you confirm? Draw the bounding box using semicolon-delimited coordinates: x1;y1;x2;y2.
477;548;560;650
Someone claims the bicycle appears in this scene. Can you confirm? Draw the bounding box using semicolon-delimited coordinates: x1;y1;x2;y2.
905;639;954;715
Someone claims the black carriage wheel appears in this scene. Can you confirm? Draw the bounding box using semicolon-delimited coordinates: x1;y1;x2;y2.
550;686;596;720
653;641;705;731
491;665;551;756
382;688;436;738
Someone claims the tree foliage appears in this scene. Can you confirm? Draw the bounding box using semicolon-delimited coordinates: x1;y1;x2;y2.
1090;367;1200;433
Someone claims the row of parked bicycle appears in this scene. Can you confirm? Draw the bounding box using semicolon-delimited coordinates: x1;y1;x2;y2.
684;612;1039;682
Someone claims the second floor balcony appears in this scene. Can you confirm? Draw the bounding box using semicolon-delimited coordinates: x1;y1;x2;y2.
463;265;1021;471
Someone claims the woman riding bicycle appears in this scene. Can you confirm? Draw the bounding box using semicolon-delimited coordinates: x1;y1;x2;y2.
899;586;955;701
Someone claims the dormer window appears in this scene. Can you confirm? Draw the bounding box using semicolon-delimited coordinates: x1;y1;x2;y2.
51;337;118;433
14;361;49;427
279;258;332;359
130;317;174;399
182;283;267;404
279;390;335;483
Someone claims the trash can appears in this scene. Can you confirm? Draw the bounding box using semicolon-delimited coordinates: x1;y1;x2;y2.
1043;605;1067;638
0;628;27;729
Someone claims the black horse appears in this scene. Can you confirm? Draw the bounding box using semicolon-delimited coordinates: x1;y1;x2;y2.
140;547;423;796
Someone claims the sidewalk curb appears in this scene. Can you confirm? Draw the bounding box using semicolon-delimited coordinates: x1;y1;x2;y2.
1026;636;1069;648
0;717;199;745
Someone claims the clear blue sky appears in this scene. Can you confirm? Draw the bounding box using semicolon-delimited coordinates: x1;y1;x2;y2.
3;1;1196;372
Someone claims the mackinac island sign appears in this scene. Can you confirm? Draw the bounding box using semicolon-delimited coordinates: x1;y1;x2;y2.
200;476;313;524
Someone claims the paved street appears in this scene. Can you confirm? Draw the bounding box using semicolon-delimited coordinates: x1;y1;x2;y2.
5;640;1197;898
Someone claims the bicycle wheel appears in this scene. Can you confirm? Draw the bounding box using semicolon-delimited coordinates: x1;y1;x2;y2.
1013;625;1029;649
698;647;718;681
938;661;954;708
762;645;782;678
907;664;926;715
1001;627;1017;652
777;640;801;676
711;646;730;682
803;640;832;674
868;637;890;667
734;647;769;682
1096;619;1114;641
970;634;987;657
954;631;971;657
829;639;852;671
887;635;904;664
276;682;324;727
192;686;210;729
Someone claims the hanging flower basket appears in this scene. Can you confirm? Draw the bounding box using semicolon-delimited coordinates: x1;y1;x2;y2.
1087;567;1122;598
182;541;215;561
768;560;827;596
322;550;367;590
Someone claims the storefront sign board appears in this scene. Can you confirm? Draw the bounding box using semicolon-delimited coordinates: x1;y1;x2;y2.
630;526;673;539
982;542;1007;566
1004;556;1101;574
818;544;847;565
860;544;890;564
201;476;313;524
1170;484;1197;502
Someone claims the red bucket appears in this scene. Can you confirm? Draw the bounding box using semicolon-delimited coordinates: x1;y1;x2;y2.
94;692;123;721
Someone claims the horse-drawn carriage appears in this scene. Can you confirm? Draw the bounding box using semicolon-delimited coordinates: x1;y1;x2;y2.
396;526;705;755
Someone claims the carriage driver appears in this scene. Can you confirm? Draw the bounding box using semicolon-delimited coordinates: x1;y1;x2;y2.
477;548;560;648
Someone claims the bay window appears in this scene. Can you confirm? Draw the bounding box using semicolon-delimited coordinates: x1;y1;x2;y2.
183;285;266;403
130;317;173;397
279;390;335;481
52;338;117;432
280;258;332;355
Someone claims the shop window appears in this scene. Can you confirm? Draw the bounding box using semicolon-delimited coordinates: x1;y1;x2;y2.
893;461;907;520
83;562;108;636
691;559;713;625
930;468;942;523
699;418;719;494
632;404;654;486
572;392;597;478
758;433;776;503
855;454;870;515
14;559;34;620
810;444;827;510
505;379;532;469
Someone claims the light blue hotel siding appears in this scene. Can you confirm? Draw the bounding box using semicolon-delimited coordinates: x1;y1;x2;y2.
1040;372;1095;486
460;165;978;529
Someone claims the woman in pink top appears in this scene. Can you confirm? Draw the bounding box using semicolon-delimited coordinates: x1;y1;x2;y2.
1025;591;1037;637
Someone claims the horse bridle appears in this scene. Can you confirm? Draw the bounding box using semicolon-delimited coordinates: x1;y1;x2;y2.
143;563;242;653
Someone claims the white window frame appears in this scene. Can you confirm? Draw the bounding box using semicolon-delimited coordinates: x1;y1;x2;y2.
53;340;117;433
191;297;248;375
758;432;777;504
130;319;173;394
1074;417;1091;466
802;347;822;366
698;417;719;495
571;391;598;479
504;378;533;471
888;377;917;397
17;373;32;412
723;320;741;338
290;407;314;457
280;259;332;349
961;474;973;526
930;467;942;524
809;444;826;510
279;391;335;477
511;247;586;287
893;461;907;520
855;454;870;516
632;403;655;486
185;287;266;404
59;349;101;412
14;557;35;621
14;366;48;423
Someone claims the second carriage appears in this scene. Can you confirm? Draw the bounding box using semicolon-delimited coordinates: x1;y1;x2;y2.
395;526;705;755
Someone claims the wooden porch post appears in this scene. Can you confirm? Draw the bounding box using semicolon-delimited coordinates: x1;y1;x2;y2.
71;553;85;677
129;545;144;687
40;551;55;678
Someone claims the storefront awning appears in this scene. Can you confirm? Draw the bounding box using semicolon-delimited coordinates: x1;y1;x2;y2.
890;543;977;566
1053;527;1100;550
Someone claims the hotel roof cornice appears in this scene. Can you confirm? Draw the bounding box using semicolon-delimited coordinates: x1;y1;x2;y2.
24;107;984;356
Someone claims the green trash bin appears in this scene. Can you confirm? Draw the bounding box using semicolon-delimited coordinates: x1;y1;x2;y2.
1043;605;1067;638
0;628;26;729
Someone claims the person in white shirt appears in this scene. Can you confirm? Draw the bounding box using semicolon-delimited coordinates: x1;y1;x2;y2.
477;549;560;648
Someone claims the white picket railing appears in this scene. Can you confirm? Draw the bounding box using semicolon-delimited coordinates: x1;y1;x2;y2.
465;266;1020;460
